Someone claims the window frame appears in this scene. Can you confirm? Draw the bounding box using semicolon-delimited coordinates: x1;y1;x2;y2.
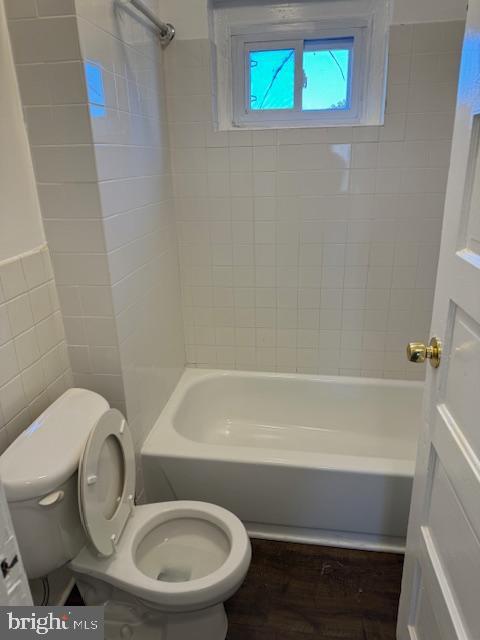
231;20;369;128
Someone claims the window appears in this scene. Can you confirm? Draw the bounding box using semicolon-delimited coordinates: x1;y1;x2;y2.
302;38;353;111
211;0;391;130
232;25;367;127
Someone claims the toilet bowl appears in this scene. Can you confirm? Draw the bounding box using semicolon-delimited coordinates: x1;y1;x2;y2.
72;407;251;640
0;389;251;640
72;501;251;639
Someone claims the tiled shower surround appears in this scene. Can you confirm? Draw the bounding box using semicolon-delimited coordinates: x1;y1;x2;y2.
6;0;185;487
5;4;465;453
167;21;463;379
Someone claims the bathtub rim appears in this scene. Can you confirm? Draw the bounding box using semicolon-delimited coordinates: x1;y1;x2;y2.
142;367;422;479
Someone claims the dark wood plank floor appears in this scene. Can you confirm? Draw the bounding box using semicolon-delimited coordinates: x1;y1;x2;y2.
225;539;404;640
67;538;404;639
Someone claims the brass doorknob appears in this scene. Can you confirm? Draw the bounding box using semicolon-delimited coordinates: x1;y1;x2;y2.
406;337;442;368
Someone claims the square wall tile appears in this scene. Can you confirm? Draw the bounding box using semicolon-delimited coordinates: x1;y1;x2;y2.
166;21;462;379
4;0;37;19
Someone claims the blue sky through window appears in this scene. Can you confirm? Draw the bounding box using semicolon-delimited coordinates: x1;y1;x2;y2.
248;40;351;112
249;49;295;110
303;46;351;110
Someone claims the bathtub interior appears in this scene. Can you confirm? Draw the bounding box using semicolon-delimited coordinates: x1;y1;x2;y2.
171;374;423;461
142;370;424;549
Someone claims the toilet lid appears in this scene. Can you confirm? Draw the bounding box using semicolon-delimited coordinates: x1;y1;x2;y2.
78;409;136;557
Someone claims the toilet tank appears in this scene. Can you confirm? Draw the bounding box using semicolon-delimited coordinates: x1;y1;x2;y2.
0;389;109;578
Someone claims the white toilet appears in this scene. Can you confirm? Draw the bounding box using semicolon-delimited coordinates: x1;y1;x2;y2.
0;388;251;640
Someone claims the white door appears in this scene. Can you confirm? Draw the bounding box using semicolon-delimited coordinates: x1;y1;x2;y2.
397;5;480;640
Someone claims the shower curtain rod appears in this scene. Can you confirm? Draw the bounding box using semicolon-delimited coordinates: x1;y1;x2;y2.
127;0;175;45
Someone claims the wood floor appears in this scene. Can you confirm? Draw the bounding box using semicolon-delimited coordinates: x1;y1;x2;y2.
67;538;404;639
224;539;404;640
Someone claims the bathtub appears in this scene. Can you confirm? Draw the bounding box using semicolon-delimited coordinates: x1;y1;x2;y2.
141;368;423;552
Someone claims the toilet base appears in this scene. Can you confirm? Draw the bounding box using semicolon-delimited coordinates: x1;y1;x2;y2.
103;602;227;640
75;575;228;640
157;605;227;640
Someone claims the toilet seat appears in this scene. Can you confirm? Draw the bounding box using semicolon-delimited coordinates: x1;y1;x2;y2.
73;412;252;618
78;409;136;557
71;501;252;612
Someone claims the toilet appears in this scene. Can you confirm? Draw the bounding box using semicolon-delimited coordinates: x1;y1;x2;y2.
0;388;251;640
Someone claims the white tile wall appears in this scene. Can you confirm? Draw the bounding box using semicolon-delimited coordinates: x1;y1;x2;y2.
0;246;72;454
6;0;125;415
6;0;185;489
166;21;464;380
74;0;185;460
5;8;465;429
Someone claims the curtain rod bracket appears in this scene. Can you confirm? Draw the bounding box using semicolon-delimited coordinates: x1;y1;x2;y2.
159;22;175;45
125;0;175;46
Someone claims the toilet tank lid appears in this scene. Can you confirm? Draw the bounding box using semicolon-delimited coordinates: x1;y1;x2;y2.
0;388;109;502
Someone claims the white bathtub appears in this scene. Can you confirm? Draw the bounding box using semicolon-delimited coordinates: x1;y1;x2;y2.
142;368;423;552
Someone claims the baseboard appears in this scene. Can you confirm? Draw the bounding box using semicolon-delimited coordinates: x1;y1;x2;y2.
245;522;406;554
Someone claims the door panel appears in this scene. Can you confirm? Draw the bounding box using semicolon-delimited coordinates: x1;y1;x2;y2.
425;461;480;637
397;5;480;640
443;310;480;454
458;115;480;256
414;584;447;640
432;404;480;543
418;528;467;639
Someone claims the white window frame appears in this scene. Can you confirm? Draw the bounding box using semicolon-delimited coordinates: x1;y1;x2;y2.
210;0;392;130
231;20;369;128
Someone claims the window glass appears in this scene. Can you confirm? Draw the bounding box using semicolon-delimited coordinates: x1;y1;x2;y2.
302;39;352;111
249;48;295;110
